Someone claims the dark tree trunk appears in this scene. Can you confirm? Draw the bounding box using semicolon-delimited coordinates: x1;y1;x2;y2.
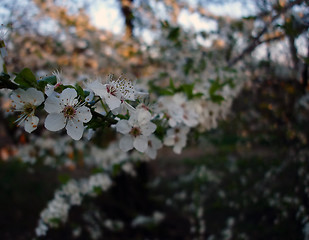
119;0;135;39
288;35;299;72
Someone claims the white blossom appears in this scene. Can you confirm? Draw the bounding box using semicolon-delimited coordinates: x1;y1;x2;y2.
156;93;199;127
87;74;146;114
116;108;156;153
10;88;44;133
164;125;190;154
44;88;92;140
88;173;113;192
145;135;162;159
35;220;48;236
36;173;113;236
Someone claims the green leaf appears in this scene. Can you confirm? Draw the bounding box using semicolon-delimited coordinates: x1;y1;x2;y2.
153;123;165;141
112;163;122;176
49;218;61;225
92;168;104;174
86;117;106;130
210;94;225;103
159;72;168;78
148;81;174;96
43;75;57;85
58;174;71;184
169;78;176;90
183;58;194;75
222;67;237;73
84;90;90;98
14;68;37;88
208;77;228;103
180;83;195;99
192;92;204;98
168;27;180;41
198;58;207;71
242;16;257;20
75;84;85;98
93;186;103;195
37;75;57;91
209;78;222;96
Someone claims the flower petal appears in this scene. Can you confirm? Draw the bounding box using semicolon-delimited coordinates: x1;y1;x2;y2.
137;109;151;125
122;101;136;114
26;88;45;106
24;115;39;133
66;118;84;140
44;95;62;113
75;106;92;123
141;122;156;136
105;94;121;110
11;88;26;107
60;88;78;106
116;120;131;134
44;113;66;131
163;135;174;146
119;135;133;152
45;84;55;97
133;136;148;152
146;147;157;160
173;145;183;154
149;135;162;150
87;81;106;97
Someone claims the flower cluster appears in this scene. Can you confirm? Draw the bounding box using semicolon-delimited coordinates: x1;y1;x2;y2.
36;173;113;236
116;106;159;156
6;68;243;158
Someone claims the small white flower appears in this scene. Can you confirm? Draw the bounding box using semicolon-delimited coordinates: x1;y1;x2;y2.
122;162;136;176
164;125;189;154
10;88;45;133
87;78;121;111
116;108;156;153
88;173;113;192
44;88;92;140
156;96;183;127
35;220;48;236
87;74;145;113
145;135;162;159
45;70;62;97
156;94;199;127
173;94;199;127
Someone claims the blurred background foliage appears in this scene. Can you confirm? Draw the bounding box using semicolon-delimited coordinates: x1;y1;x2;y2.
0;0;309;239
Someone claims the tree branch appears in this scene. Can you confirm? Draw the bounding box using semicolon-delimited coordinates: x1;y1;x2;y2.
227;0;303;67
